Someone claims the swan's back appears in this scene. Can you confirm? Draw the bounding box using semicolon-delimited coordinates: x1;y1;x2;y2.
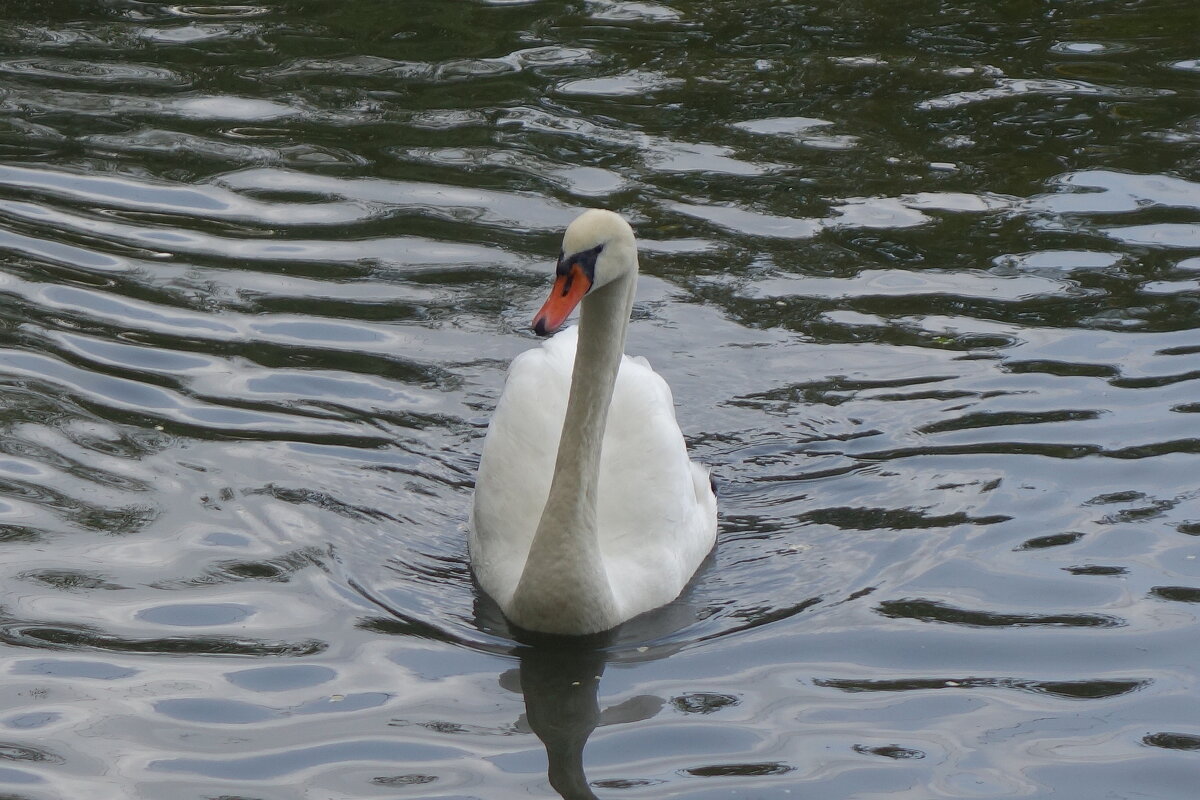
471;327;717;620
598;345;716;617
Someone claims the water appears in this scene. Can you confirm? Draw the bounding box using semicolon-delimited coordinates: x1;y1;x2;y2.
1;1;1199;797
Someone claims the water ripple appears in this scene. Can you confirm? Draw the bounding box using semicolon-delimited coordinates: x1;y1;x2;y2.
1;2;1199;798
0;57;188;87
918;77;1174;111
150;739;465;780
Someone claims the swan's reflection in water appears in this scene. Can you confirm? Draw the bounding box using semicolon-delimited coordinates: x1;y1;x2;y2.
481;592;702;799
366;548;822;796
511;637;609;800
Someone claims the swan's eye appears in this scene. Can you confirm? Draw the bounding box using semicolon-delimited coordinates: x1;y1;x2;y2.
556;244;604;283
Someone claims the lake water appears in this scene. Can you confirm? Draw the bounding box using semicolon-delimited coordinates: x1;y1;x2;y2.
1;1;1199;798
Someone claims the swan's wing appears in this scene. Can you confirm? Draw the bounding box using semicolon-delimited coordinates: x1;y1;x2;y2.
472;330;717;618
470;328;577;606
598;354;718;617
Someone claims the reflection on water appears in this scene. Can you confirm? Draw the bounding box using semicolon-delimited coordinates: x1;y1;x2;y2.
518;639;610;800
1;0;1200;797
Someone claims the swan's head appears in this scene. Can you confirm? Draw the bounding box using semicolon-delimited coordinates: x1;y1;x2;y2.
533;209;637;335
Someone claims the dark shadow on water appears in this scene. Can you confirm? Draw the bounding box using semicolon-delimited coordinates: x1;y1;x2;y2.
505;622;681;800
473;588;709;799
347;549;828;798
350;571;704;797
512;634;609;800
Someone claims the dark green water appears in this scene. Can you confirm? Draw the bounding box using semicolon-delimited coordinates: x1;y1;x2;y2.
1;1;1199;798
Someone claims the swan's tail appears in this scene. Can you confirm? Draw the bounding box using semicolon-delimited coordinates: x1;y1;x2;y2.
689;461;718;514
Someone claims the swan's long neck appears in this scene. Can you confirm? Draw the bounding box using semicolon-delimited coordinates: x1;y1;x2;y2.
509;269;636;634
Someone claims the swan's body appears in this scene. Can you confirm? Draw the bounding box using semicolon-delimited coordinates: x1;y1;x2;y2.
470;209;717;635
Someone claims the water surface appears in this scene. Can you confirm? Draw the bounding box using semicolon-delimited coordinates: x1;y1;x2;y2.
2;1;1200;798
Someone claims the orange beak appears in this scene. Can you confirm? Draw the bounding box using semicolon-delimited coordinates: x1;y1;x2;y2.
532;263;592;335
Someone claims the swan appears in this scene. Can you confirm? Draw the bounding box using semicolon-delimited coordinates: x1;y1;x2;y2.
470;209;718;635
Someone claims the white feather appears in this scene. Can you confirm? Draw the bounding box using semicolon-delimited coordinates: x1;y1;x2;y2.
470;209;717;634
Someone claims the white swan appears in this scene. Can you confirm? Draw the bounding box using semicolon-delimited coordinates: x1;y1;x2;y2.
470;209;718;635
